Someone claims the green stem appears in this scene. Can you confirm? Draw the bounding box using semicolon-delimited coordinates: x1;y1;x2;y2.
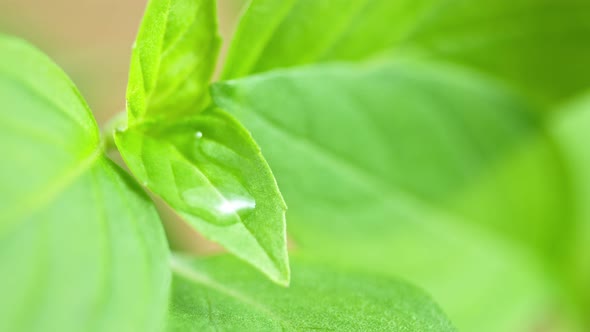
101;112;128;154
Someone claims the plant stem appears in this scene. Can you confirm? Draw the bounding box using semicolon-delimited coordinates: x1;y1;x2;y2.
101;112;128;154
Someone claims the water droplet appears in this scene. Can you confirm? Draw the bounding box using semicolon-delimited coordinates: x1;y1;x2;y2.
195;131;203;139
182;186;256;225
217;198;256;215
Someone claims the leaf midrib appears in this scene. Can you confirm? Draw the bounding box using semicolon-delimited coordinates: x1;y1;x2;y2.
0;145;103;233
136;128;282;277
242;101;541;248
170;255;293;330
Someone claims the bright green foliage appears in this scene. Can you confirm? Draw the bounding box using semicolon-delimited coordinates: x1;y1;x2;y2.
224;0;590;105
4;0;590;330
0;35;170;332
222;0;434;79
118;0;289;284
552;94;590;320
127;0;220;124
404;0;590;106
115;108;289;285
167;255;457;332
212;60;580;331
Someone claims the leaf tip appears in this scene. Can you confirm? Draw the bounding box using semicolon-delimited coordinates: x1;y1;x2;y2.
273;261;291;288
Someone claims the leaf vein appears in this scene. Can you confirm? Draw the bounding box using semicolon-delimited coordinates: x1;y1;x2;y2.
170;256;293;329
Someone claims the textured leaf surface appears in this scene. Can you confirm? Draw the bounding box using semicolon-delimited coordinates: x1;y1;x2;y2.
115;108;289;285
166;255;457;332
120;0;288;284
0;36;170;332
127;0;220;124
224;0;590;105
213;60;579;331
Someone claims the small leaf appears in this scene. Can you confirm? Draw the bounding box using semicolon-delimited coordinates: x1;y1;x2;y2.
119;0;288;284
0;36;170;332
166;255;457;332
115;108;289;285
127;0;220;124
212;60;579;331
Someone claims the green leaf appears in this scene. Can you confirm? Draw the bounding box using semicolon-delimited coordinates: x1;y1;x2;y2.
119;0;288;284
552;93;590;322
403;0;590;106
222;0;435;79
224;0;590;105
0;36;170;332
115;108;289;285
166;255;457;332
212;60;582;331
127;0;220;124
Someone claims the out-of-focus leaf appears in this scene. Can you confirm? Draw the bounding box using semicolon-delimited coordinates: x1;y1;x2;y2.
224;0;590;105
403;0;590;106
166;255;457;332
115;108;289;285
126;0;220;124
212;60;580;332
552;93;590;323
222;0;434;79
0;36;170;332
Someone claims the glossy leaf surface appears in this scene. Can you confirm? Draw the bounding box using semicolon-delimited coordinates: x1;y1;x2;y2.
119;0;289;284
166;255;457;332
127;0;220;124
115;108;289;285
0;36;170;332
213;60;579;331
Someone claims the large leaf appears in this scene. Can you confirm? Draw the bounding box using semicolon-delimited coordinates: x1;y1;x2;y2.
115;108;289;285
166;255;457;331
0;36;170;331
223;0;590;105
212;60;582;331
127;0;220;124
